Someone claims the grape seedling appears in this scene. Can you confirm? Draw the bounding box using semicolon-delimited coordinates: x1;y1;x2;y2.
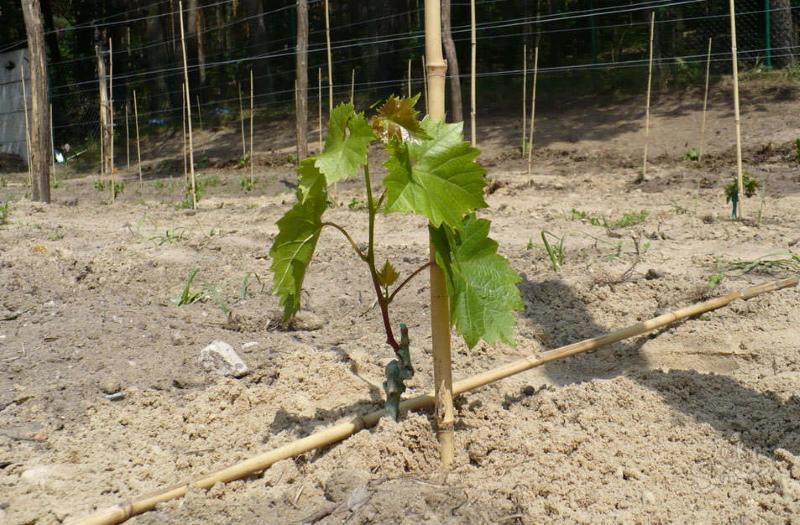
269;96;523;419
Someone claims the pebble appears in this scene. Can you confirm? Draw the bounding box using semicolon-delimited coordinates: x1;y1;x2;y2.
645;268;663;280
290;311;324;332
199;340;249;378
641;490;656;505
100;381;121;395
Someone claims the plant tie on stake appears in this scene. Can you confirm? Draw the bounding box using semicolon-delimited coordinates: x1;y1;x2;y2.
384;323;414;420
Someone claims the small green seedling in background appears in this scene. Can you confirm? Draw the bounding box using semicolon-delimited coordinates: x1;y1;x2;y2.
725;173;759;219
685;148;699;161
541;231;565;272
150;228;187;246
795;138;800;163
571;208;649;230
240;272;265;300
0;202;9;225
238;153;250;169
112;181;124;199
269;96;522;420
50;179;62;189
706;271;725;289
348;197;367;210
176;268;204;306
240;177;256;192
153;180;165;190
94;180;105;192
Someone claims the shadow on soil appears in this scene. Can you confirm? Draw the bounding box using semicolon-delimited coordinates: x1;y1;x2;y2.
518;277;800;458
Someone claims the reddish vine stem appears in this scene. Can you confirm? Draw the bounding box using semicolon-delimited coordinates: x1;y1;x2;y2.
389;262;433;302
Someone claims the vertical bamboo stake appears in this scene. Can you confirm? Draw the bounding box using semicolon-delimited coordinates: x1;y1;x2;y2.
424;0;455;469
729;0;744;216
95;44;107;180
318;67;323;151
699;37;712;162
109;37;115;202
324;0;333;112
350;68;355;104
469;0;476;147
238;82;246;159
179;0;197;209
49;103;55;184
522;44;527;158
21;63;32;189
182;82;187;183
422;56;429;113
249;68;254;186
641;11;655;182
196;95;203;129
125;102;130;170
408;58;412;98
526;46;539;176
133;90;142;189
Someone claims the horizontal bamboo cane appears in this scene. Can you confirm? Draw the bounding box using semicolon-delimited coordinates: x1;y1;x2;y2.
74;277;798;525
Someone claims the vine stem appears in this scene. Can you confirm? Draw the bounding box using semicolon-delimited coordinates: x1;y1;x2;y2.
321;222;366;261
389;262;433;302
364;164;400;352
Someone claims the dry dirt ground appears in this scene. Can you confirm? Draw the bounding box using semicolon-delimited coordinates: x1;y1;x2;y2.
1;80;800;524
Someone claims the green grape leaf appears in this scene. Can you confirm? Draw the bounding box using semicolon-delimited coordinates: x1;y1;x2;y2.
430;215;523;348
270;160;328;320
384;118;487;229
377;260;400;287
314;103;374;185
371;95;430;142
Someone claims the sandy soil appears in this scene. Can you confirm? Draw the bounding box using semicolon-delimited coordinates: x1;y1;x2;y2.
1;81;800;524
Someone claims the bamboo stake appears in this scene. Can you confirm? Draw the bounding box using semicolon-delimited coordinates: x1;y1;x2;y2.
73;276;798;525
182;82;187;183
641;11;655;182
21;62;32;189
324;0;333;112
422;56;429;113
526;46;539;176
350;68;355;104
249;68;254;186
522;44;527;158
196;95;203;130
318;67;323;152
125;102;130;170
699;37;712;162
133;90;142;189
178;1;197;209
424;0;455;469
49;103;55;184
109;37;115;202
729;0;745;217
238;82;246;159
469;0;476;147
408;58;412;98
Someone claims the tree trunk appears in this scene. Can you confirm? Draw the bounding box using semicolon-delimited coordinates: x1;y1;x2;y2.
145;3;171;111
22;0;51;203
771;0;796;68
196;7;207;86
295;0;309;160
441;0;463;122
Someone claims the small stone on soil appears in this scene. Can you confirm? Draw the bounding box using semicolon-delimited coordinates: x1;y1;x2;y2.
99;381;121;395
199;340;249;378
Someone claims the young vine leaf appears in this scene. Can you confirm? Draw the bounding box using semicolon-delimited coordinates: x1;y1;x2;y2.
314;103;374;185
430;215;523;348
383;118;487;229
377;260;400;287
371;94;430;142
269;160;328;319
